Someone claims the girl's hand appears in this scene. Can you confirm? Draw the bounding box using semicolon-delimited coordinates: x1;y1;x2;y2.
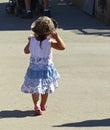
51;31;66;50
51;31;58;40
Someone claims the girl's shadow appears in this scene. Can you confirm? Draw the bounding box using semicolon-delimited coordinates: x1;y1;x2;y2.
0;110;36;118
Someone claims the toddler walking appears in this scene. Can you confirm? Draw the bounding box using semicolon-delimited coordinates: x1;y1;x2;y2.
21;16;65;115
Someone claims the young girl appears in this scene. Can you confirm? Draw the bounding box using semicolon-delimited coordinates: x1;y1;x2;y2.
21;16;65;115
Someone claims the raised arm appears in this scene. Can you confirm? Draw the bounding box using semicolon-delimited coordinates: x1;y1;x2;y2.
51;31;66;50
24;37;30;54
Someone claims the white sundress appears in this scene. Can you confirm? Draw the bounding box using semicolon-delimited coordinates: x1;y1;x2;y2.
21;36;60;94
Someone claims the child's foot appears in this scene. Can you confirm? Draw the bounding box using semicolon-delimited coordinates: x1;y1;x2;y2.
34;105;43;115
40;105;47;111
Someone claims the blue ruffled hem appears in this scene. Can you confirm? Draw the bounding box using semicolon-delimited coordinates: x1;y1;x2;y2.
21;78;59;94
21;63;60;94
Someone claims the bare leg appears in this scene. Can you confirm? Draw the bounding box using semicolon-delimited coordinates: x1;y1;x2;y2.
32;93;39;106
25;0;31;10
41;93;48;106
22;0;33;18
42;0;48;9
32;93;42;115
42;0;51;17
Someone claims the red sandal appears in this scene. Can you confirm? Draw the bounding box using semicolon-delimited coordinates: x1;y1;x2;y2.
40;105;47;111
34;105;43;115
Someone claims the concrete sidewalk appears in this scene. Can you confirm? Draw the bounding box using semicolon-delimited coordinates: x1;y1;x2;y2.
0;0;110;130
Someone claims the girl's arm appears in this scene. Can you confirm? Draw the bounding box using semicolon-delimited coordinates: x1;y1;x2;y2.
24;37;30;54
51;31;66;50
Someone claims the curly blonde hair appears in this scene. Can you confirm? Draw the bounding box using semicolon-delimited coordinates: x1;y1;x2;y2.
31;16;58;36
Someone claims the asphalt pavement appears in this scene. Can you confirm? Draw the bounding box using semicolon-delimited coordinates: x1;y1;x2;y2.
0;0;110;130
